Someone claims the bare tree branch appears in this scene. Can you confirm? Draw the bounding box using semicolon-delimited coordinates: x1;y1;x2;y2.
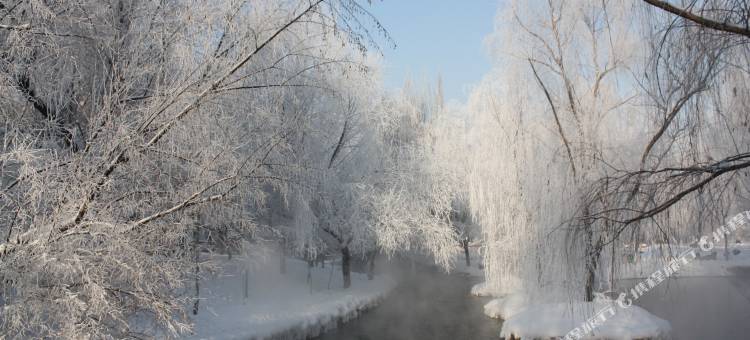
529;59;577;177
643;0;750;37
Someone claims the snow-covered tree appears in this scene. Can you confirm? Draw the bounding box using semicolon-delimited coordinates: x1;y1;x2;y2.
0;0;390;337
464;0;750;306
366;81;464;270
466;0;648;301
585;0;750;266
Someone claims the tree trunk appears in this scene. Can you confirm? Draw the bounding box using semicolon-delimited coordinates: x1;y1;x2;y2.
224;225;233;260
193;226;200;315
279;239;287;275
583;208;601;302
584;233;603;302
462;238;471;267
725;236;730;261
341;246;351;288
307;259;314;293
243;267;249;302
367;249;377;280
584;262;596;302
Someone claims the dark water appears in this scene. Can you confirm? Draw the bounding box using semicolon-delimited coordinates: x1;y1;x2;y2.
315;263;750;340
316;262;501;340
623;267;750;340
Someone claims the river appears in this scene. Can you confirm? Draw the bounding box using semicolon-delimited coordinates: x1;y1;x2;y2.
625;266;750;339
316;261;501;340
317;263;750;340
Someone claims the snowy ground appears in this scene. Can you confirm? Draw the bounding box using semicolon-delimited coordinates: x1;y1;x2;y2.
477;286;673;339
185;256;395;340
499;301;671;340
479;290;672;339
483;293;527;320
471;243;750;339
471;276;521;298
471;281;494;297
619;243;750;279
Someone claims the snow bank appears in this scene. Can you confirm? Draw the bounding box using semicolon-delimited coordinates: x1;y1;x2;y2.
499;302;671;340
186;257;395;340
471;281;493;296
471;275;521;297
620;243;750;279
483;293;527;319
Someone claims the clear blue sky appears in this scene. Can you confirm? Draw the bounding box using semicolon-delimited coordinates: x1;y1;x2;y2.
367;0;500;103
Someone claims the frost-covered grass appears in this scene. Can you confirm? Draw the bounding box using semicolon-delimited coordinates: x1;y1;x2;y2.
185;256;395;340
499;301;671;340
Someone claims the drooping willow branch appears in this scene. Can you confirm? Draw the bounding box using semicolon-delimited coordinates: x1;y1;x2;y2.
529;59;577;177
587;152;750;246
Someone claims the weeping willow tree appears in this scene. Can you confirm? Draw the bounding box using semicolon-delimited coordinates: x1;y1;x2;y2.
583;0;750;278
465;0;750;306
465;0;649;302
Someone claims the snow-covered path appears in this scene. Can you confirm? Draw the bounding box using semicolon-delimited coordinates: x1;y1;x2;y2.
317;262;501;340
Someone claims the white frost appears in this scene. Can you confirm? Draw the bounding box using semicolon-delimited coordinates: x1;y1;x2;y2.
187;258;395;340
483;293;528;319
500;302;671;340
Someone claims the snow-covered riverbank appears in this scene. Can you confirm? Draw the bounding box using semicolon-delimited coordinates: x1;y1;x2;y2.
479;289;671;339
619;243;750;279
472;243;750;339
186;257;394;340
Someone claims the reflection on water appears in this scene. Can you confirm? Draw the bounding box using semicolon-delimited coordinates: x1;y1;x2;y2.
316;261;501;340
